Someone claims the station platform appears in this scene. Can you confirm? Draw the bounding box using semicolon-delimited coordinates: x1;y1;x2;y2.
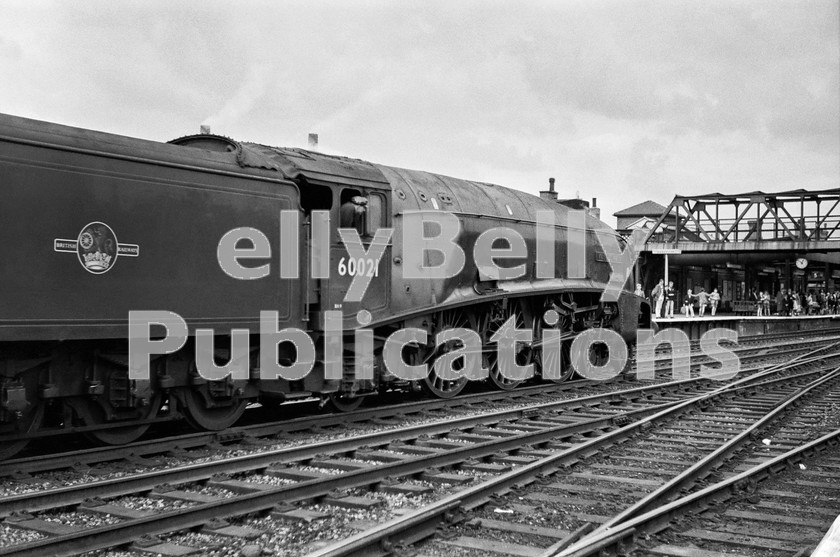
653;313;840;340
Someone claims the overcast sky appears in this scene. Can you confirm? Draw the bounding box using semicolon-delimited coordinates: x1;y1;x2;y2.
1;0;838;225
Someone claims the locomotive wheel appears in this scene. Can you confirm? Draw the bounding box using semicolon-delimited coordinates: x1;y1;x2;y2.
72;395;161;446
181;387;249;431
481;300;533;391
327;393;364;412
534;308;575;383
587;341;611;368
423;308;471;398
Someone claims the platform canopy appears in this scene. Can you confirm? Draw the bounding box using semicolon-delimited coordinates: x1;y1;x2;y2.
644;188;840;253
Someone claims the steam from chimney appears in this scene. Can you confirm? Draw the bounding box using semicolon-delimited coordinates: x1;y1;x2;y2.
308;133;319;149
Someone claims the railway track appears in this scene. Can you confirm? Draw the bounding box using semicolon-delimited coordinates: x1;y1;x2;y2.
635;434;840;557
2;328;834;462
310;351;840;557
2;330;831;478
0;339;836;556
555;398;840;557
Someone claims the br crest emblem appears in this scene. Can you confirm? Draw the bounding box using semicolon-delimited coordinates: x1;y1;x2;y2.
54;222;139;274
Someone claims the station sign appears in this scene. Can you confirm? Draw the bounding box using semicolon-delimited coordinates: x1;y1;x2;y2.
651;248;682;254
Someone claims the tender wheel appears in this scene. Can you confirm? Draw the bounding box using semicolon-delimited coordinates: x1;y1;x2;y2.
423;309;471;398
480;300;533;391
0;406;43;460
0;369;44;459
71;393;161;446
82;412;155;445
181;385;248;431
327;393;364;412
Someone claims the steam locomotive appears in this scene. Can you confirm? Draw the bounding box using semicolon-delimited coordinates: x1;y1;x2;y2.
0;113;650;458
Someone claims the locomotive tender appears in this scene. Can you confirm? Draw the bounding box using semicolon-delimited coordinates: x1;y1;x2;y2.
0;113;650;458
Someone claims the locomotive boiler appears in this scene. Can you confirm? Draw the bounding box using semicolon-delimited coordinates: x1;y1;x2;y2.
0;113;650;458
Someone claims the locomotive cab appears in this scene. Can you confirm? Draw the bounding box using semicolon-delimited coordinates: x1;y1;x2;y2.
291;183;393;332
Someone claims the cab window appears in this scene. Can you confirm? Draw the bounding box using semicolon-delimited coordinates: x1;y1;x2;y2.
339;188;366;235
366;193;386;235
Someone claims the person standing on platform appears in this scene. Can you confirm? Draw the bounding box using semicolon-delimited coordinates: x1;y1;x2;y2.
684;288;696;317
762;291;771;316
807;291;817;315
710;288;721;316
776;289;786;316
696;288;710;317
634;283;644;297
665;281;676;318
652;279;665;319
750;288;760;316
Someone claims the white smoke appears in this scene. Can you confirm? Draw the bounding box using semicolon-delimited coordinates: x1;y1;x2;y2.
204;63;272;134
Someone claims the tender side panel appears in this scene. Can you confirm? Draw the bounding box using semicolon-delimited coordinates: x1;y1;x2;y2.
0;138;298;340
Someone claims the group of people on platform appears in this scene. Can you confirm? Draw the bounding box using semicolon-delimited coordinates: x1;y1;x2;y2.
638;279;840;319
645;279;721;319
751;288;840;317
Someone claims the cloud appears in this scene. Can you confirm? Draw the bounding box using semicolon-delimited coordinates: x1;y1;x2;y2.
0;0;836;223
0;36;22;62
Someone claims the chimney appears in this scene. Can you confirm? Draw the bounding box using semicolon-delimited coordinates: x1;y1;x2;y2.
308;133;319;149
540;177;558;202
588;197;601;220
200;125;211;134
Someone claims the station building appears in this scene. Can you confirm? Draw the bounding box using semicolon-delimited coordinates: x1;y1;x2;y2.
615;188;840;315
